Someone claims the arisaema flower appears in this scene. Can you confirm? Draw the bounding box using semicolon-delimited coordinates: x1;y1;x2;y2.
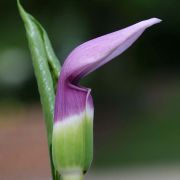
52;18;161;180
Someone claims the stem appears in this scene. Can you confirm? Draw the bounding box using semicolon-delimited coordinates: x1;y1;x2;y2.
49;144;60;180
61;172;83;180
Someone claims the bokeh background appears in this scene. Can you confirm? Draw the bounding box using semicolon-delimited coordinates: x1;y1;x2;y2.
0;0;180;179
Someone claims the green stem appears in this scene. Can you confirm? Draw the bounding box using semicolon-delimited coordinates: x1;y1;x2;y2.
61;172;84;180
50;144;60;180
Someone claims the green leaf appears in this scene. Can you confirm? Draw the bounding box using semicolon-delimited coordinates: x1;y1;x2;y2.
29;15;60;82
17;1;61;179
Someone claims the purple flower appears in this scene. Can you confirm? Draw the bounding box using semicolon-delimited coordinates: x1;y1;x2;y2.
52;18;161;178
54;18;161;123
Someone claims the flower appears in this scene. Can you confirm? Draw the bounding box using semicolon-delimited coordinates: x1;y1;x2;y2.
52;18;161;180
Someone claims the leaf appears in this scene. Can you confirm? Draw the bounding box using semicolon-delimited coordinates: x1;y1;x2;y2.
17;1;61;179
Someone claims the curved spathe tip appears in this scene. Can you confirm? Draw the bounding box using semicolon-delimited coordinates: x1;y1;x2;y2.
139;18;162;27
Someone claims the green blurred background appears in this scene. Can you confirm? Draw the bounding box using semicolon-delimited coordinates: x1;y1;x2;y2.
0;0;180;179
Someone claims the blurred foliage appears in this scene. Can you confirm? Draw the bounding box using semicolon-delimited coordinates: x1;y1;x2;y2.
0;0;180;168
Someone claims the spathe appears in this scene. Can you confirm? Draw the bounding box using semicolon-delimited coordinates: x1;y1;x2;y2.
54;18;161;122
